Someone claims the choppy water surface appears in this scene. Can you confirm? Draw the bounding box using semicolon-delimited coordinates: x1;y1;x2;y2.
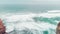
0;5;60;34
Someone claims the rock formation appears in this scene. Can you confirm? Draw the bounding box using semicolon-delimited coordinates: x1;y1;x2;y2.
0;19;6;34
56;22;60;34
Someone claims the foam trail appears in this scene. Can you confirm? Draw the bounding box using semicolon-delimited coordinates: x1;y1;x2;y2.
0;12;59;34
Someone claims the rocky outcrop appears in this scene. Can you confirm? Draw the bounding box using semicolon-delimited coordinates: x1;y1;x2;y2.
0;19;6;34
56;22;60;34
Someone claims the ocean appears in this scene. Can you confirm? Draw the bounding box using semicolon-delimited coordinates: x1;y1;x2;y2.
0;4;60;34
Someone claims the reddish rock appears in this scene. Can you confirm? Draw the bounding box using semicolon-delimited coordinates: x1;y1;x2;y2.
56;22;60;34
0;19;6;34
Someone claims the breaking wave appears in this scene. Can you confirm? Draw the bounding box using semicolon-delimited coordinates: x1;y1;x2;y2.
0;10;60;34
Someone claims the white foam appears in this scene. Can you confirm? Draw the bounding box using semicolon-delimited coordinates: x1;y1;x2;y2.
0;10;59;33
48;10;60;13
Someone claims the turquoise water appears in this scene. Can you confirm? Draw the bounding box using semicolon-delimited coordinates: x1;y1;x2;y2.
0;4;60;13
0;4;60;34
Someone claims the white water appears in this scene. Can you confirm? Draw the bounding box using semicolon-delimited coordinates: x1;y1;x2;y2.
0;10;60;34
